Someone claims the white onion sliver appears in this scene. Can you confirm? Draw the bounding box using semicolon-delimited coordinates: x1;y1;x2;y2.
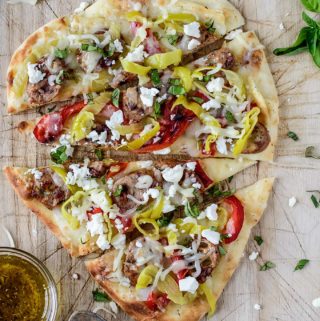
127;194;149;205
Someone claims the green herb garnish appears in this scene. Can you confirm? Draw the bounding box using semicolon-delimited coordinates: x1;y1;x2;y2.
225;111;235;123
260;261;276;271
220;233;231;240
169;78;181;86
184;202;200;218
101;176;106;184
205;19;216;34
150;69;161;86
228;176;234;183
254;235;264;246
55;70;67;85
311;194;319;208
218;245;227;256
301;0;320;13
294;259;310;271
92;289;110;302
81;43;106;56
95;149;103;161
112;88;120;107
203;75;212;82
288;131;299;141
305;146;320;159
54;48;69;59
168;85;186;96
167;34;179;45
157;213;173;227
192;96;205;104
209;184;234;198
154;101;162;118
114;185;123;197
50;145;68;164
210;226;218;231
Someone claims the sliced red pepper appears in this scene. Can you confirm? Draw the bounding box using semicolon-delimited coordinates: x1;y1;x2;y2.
87;207;103;221
195;161;214;189
33;101;86;143
144;29;162;54
118;216;132;233
146;292;170;311
221;196;244;244
106;162;128;179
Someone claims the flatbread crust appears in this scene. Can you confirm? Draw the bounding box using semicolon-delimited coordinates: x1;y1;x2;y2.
85;177;274;321
3;159;254;257
7;0;244;114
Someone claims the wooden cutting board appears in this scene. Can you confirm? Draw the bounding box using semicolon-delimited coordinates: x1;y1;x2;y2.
1;1;320;320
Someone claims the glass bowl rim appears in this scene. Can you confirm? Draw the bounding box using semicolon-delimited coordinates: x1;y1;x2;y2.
0;246;58;321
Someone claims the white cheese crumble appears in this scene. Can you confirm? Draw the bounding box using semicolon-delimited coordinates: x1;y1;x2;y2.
202;99;221;110
249;251;259;261
188;39;201;51
192;183;201;190
26;168;43;180
312;297;320;308
96;234;111;250
163;196;176;213
225;29;243;40
136;240;143;248
288;196;297;208
157;94;168;103
185;162;197;171
87;130;107;145
113;39;123;53
153;147;171;155
204;204;218;221
86;213;105;236
72;273;79;280
216;137;230;155
135;175;153;189
144;188;160;199
201;229;220;245
126;45;148;62
81;51;102;73
138;161;153;168
105;110;124;141
162;165;184;183
206;77;224;93
254;304;261;311
48;75;57;86
179;276;199;294
27;63;45;84
140;87;159;107
184;22;201;38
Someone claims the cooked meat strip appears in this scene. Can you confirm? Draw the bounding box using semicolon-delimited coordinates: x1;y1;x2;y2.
24;168;70;209
242;122;271;154
205;47;236;70
110;71;138;89
88;161;107;178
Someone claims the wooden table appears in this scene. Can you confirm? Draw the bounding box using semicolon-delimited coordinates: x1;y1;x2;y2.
1;1;320;320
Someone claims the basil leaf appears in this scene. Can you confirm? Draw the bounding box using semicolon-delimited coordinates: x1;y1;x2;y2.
294;259;310;271
50;145;68;164
192;96;204;104
92;289;110;302
112;88;120;107
260;261;276;271
150;69;161;86
288;131;299;141
254;235;264;246
302;11;319;28
113;185;123;197
157;213;173;227
184;202;200;218
167;34;179;45
218;245;227;256
311;194;319;208
225;111;235;123
95;149;103;161
274;27;309;56
168;85;186;96
54;48;69;59
305;146;320;158
301;0;320;12
154;101;162;118
306;27;320;67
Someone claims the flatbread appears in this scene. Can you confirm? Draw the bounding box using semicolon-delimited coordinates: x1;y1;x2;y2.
3;158;254;257
7;0;244;114
85;177;274;321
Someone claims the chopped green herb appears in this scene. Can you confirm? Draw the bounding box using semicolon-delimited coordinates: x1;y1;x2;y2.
167;34;179;45
101;176;106;185
220;233;231;240
192;96;205;104
305;146;320;159
169;78;181;86
107;42;116;57
205;19;216;34
210;226;218;231
311;194;319;208
288;131;299;141
50;145;68;164
150;69;161;86
184;202;200;218
86;93;94;103
260;261;276;271
203;75;212;82
92;289;110;302
168;85;186;96
294;259;310;271
114;185;123;197
55;70;66;85
209;183;234;198
154;101;162;118
254;235;264;246
54;48;69;59
225;111;235;123
218;245;227;256
157;213;173;227
95;149;103;161
112;88;120;107
81;43;106;56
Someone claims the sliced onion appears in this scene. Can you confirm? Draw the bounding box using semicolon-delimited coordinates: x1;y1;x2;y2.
127;194;149;205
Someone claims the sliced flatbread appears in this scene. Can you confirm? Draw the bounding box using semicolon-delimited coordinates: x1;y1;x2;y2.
85;177;274;321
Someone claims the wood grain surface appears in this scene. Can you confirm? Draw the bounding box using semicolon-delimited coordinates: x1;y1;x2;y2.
1;1;320;321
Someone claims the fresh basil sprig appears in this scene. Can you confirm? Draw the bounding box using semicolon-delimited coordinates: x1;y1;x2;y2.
301;0;320;12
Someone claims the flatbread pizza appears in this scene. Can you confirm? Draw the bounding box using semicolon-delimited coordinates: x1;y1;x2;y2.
4;157;253;257
85;178;274;321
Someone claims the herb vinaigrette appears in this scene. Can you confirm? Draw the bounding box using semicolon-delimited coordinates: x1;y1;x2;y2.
0;255;47;321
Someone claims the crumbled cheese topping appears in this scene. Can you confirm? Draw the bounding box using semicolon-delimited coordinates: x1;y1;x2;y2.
87;130;107;145
113;39;123;53
184;22;201;38
204;204;218;221
138;161;153;168
188;39;201;50
162;165;184;183
140;87;159;107
153;147;171;155
312;297;320;308
26;168;43;180
27;63;45;84
185;162;197;171
202;99;221;110
96;234;111;250
216;137;232;155
249;251;259;261
225;29;243;40
179;276;199;294
288;196;297;208
144;188;160;199
135;175;153;189
86;213;106;236
126;45;148;62
105;110;124;141
206;77;224;93
201;229;220;245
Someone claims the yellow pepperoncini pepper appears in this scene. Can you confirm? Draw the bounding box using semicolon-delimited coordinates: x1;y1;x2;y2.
157;274;187;305
136;265;159;290
50;166;81;194
165;13;197;23
70;110;95;143
199;283;216;316
233;107;260;156
173;67;193;92
204;134;218;153
172;96;203;117
126;11;146;22
223;69;246;102
115;122;144;136
145;50;182;69
84;92;112;114
120;59;151;76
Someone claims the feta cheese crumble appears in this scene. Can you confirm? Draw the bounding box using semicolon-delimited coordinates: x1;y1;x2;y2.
185;162;197;171
27;63;45;84
140;87;159;107
153;147;171;155
288;196;297;208
179;276;199;294
162;165;184;183
87;130;107;145
206;77;224;93
204;204;218;221
184;22;201;38
113;39;123;53
188;39;201;50
201;229;220;245
26;168;43;180
249;251;259;261
225;29;243;40
135;175;153;189
86;213;105;236
202;99;221;110
126;45;148;62
105;110;124;141
96;234;111;250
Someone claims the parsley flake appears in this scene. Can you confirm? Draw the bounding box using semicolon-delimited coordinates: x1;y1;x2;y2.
311;194;319;208
254;235;264;246
92;289;110;302
50;145;68;164
294;259;310;271
260;261;276;271
225;111;235;123
167;34;179;45
184;202;200;218
218;245;227;256
95;149;103;161
288;131;299;141
113;185;123;197
112;88;120;107
54;48;69;59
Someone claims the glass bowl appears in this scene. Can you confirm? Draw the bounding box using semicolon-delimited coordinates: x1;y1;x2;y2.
0;247;58;321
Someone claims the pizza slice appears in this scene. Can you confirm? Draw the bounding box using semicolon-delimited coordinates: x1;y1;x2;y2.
85;178;274;321
7;0;244;114
3;157;253;257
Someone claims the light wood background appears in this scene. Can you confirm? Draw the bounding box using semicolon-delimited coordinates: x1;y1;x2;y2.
1;1;320;320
